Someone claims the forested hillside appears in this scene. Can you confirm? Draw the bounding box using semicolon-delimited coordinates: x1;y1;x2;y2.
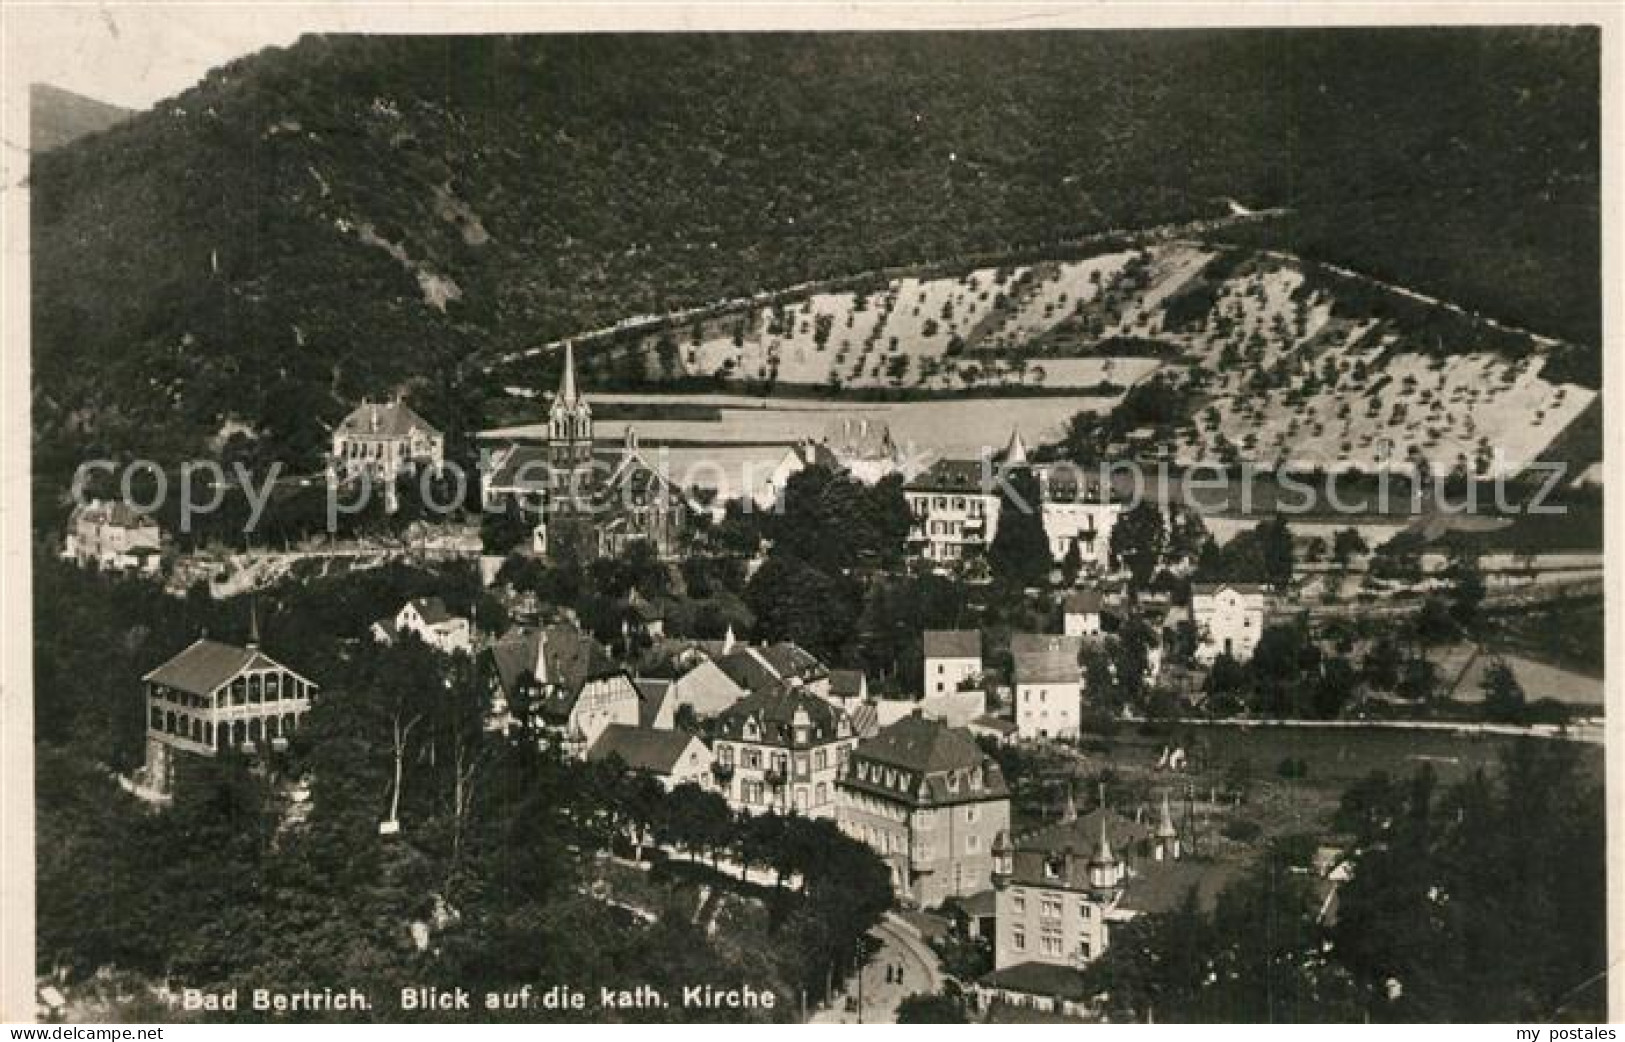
32;30;1598;481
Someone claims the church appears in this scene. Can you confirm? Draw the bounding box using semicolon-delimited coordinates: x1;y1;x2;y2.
483;342;692;560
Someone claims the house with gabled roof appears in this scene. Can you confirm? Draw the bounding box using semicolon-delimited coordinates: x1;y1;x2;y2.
480;623;638;749
716;640;830;698
371;596;472;655
1061;589;1107;637
924;629;983;698
1190;582;1267;663
837;711;1011;906
710;687;856;818
1010;633;1085;740
587;723;714;791
141;618;318;796
330;398;443;484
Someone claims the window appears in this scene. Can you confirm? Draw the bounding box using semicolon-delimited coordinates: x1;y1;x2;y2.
1041;930;1064;956
1078;940;1093;961
966;804;978;823
1078;901;1093;920
744;749;762;769
718;744;734;767
814;749;827;771
966;834;980;853
1011;928;1026;951
1040;897;1062;920
1011;892;1026;914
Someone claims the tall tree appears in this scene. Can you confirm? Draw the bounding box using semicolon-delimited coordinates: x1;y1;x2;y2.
1111;500;1167;589
987;466;1051;589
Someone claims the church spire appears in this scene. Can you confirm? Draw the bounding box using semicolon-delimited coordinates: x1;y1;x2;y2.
559;341;579;404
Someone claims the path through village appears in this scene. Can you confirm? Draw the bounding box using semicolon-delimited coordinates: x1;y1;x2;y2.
810;913;945;1024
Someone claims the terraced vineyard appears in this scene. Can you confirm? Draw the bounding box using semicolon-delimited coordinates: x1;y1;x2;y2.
608;239;1594;479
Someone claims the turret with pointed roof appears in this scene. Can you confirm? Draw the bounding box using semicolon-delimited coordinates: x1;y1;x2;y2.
1155;790;1181;861
1002;427;1029;467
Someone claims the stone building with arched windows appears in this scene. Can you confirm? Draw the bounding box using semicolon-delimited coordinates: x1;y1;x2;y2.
140;632;319;796
481;341;693;559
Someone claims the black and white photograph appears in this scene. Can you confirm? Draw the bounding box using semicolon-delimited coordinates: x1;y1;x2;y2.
1;3;1617;1027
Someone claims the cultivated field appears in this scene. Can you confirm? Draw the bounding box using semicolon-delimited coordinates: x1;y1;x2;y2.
511;239;1595;492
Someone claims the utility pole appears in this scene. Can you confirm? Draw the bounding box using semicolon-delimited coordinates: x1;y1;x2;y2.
856;936;864;1024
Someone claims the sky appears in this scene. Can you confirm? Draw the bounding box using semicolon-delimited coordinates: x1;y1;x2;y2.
12;6;309;110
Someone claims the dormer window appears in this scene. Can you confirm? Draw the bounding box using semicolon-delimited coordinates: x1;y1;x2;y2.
1044;855;1065;881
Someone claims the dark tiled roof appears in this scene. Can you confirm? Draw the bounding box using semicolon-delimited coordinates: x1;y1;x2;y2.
587;723;701;775
844;713;1009;807
1010;634;1083;685
336;400;438;440
1114;858;1240;916
858;713;992;775
143;639;308;697
924;629;981;659
1006;808;1151;890
713;687;849;747
905;458;993;493
636;679;673;728
716;648;787;697
408;596;453;625
484;624;613;699
978;962;1092;1002
757;642;827;681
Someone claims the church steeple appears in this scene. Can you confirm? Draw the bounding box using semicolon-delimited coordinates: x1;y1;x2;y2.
549;341;593;471
558;340;580;405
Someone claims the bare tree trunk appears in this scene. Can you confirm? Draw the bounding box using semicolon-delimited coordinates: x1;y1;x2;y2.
388;710;424;825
